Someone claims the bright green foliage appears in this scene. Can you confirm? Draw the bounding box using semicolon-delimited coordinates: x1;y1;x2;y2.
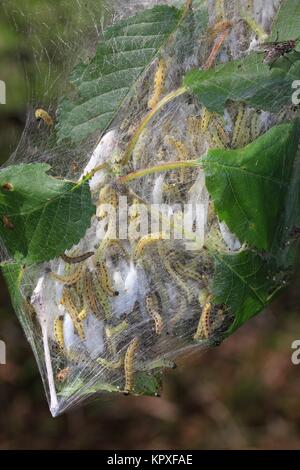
0;163;95;264
56;6;182;143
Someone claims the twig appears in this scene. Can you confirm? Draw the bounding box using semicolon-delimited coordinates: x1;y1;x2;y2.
118;159;200;184
121;87;187;166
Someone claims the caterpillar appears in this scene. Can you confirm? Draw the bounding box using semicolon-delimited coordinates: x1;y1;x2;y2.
158;244;194;302
105;326;117;355
167;136;189;160
232;104;250;149
145;293;164;335
134;233;166;260
61;288;85;340
167;137;192;183
172;260;203;283
75;265;86;301
194;298;212;340
129;198;143;222
53;316;65;350
98;184;118;212
77;307;88;322
201;108;211;133
95;261;119;297
104;317;128;353
82;270;102;320
96;185;118;260
250;111;261;141
105;239;129;261
144;358;177;371
124;337;139;395
215;0;226;22
2;182;13;191
187;116;203;154
50;264;84;286
56;367;70;383
106;321;128;338
188;116;202;136
35;108;54;127
2;215;14;230
92;271;112;320
207;128;226;149
97;356;124;370
163;255;194;303
208;115;230;149
61;251;94;264
148;58;166;110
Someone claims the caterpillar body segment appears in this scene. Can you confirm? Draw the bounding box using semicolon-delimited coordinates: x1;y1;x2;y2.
61;288;85;340
77;307;88;322
82;270;103;320
106;321;128;338
54;316;65;350
167;136;189;161
215;0;226;22
164;256;194;303
97;184;118;218
250;111;262;140
93;271;112;320
95;261;119;297
134;233;167;260
171;260;203;283
61;251;94;264
166;136;192;183
104;322;128;357
35;108;54;127
124;337;139;395
50;264;84;286
148;58;166;110
232;104;250;148
194;298;213;340
75;265;86;301
145;293;164;335
201;108;211;133
97;356;124;370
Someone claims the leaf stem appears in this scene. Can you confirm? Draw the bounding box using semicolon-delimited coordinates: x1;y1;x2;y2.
121;86;187;166
118;159;200;184
74;163;110;190
83;163;110;182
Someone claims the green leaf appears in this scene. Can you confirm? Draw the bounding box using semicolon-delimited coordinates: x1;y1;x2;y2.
134;371;162;397
1;261;24;311
270;0;300;42
56;5;182;144
184;53;300;114
0;163;95;264
212;250;277;334
184;0;300;114
202;121;300;251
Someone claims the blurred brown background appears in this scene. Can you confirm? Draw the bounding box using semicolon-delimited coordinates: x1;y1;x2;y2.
1;0;300;450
